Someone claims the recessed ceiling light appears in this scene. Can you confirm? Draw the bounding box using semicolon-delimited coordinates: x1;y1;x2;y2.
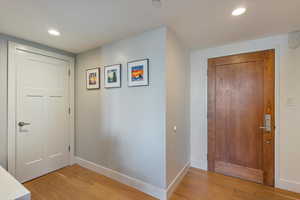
232;7;246;16
48;29;60;36
152;0;162;8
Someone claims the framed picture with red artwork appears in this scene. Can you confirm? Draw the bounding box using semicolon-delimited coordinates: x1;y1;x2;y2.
127;59;149;87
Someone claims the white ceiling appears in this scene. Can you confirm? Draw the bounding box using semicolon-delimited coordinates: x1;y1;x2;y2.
0;0;299;53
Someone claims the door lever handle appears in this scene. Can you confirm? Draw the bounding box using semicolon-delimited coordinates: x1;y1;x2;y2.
18;122;31;127
261;114;272;132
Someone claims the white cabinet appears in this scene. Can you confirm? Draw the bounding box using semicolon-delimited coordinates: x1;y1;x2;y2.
0;166;30;200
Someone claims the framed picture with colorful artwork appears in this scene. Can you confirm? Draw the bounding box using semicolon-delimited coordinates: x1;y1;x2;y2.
127;59;149;87
86;68;100;90
104;64;121;88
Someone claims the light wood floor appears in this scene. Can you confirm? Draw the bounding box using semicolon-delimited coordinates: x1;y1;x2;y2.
24;165;300;200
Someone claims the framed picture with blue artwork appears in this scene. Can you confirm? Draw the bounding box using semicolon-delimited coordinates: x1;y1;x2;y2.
104;64;121;88
127;59;149;87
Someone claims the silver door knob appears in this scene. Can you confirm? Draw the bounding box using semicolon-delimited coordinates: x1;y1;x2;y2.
18;122;31;127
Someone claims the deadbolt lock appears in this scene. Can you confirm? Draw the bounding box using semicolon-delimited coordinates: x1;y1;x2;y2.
260;114;272;132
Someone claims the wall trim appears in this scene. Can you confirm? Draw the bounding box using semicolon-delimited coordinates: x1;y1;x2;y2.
75;157;190;200
166;162;190;199
0;40;7;169
0;33;74;57
7;42;75;176
75;157;167;200
202;42;282;189
277;179;300;193
191;159;207;170
190;35;299;192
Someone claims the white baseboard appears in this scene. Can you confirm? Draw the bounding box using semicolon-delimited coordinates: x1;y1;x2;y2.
166;162;190;199
191;159;207;170
277;179;300;193
75;157;166;200
75;157;191;200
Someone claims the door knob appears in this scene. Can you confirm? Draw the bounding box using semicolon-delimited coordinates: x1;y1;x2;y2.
18;122;31;127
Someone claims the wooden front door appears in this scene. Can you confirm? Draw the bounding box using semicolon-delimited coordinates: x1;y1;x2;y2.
208;50;275;186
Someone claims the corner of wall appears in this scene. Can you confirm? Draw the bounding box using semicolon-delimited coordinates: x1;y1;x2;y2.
75;27;168;190
165;28;191;188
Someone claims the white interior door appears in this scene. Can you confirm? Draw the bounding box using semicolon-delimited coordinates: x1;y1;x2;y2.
15;50;70;183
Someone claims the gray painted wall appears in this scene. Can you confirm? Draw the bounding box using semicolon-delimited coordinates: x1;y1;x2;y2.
165;30;190;186
75;27;167;188
0;39;7;168
0;26;190;190
0;35;74;169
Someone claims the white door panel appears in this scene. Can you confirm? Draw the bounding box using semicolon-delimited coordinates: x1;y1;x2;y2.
15;51;70;183
17;88;46;182
46;95;69;173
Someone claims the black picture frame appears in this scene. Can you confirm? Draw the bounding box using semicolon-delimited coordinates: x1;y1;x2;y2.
127;58;150;87
86;67;100;90
104;64;122;89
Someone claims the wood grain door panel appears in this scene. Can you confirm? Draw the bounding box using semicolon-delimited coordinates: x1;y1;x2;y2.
208;50;275;186
215;161;264;184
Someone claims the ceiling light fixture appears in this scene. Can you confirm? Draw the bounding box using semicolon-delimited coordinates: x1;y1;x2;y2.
232;7;246;16
48;29;60;36
152;0;162;8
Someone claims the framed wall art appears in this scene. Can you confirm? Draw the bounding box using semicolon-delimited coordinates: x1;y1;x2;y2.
104;64;121;88
127;59;149;87
86;68;100;90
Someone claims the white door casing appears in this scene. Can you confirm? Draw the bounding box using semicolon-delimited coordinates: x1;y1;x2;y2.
8;42;75;181
190;36;285;189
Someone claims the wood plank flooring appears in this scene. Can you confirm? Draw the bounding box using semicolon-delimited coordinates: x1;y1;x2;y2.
24;165;300;200
24;165;156;200
171;168;300;200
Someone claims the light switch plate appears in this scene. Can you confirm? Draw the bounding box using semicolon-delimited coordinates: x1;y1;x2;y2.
286;97;297;107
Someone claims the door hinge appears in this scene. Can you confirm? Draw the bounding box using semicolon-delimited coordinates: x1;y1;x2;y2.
68;145;71;152
68;69;71;77
68;107;71;114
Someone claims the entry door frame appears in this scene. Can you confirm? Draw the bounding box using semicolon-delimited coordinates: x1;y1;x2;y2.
201;42;282;187
7;42;75;176
207;50;275;185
